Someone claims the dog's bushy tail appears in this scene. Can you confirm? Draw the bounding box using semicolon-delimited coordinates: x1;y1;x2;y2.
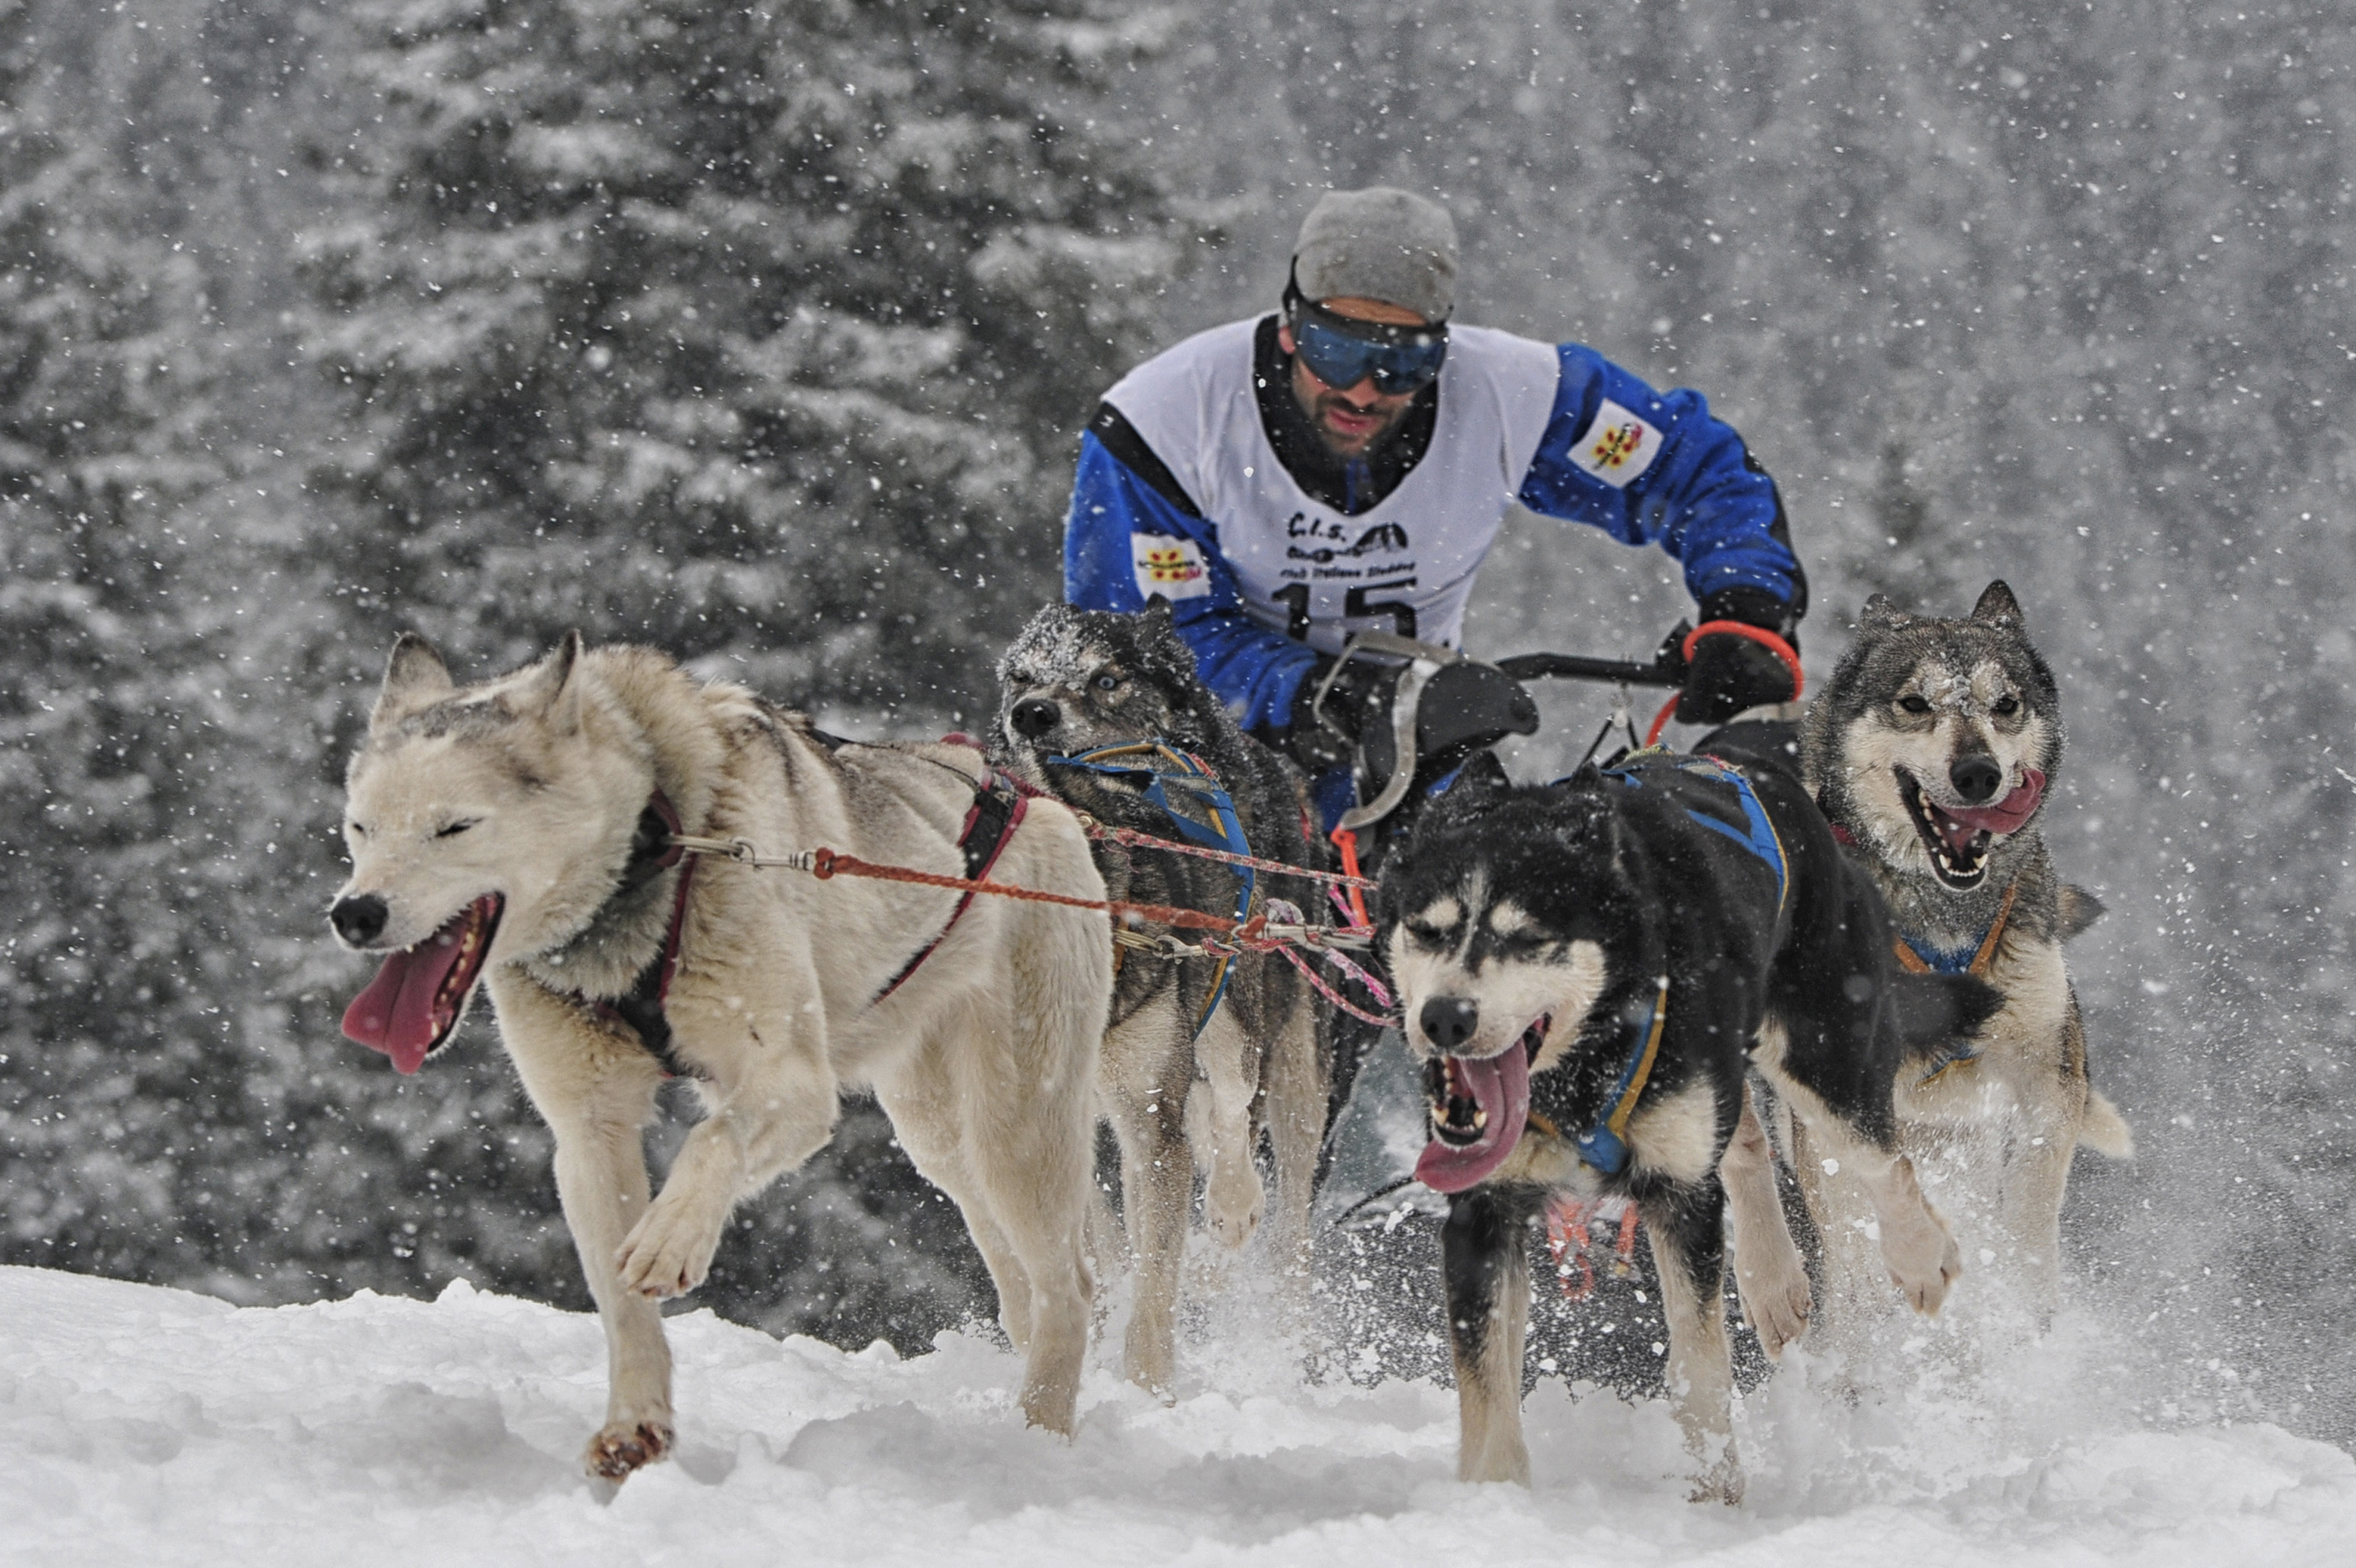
1889;970;2004;1062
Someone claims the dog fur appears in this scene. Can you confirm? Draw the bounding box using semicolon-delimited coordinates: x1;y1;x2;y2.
330;633;1112;1477
1379;729;1998;1498
994;602;1329;1395
1801;581;2131;1327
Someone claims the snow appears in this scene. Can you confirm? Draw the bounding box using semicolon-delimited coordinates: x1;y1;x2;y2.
7;1264;2352;1567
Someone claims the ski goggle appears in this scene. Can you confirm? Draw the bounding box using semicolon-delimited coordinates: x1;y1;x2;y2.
1286;300;1448;395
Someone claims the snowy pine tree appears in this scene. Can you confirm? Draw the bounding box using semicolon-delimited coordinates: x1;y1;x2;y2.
300;0;1190;715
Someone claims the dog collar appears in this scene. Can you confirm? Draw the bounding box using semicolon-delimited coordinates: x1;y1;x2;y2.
1892;880;2018;1086
1570;975;1671;1176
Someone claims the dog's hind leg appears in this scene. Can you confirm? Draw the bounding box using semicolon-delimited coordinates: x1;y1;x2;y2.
1720;1080;1811;1359
1644;1188;1742;1504
1442;1188;1534;1485
490;974;674;1478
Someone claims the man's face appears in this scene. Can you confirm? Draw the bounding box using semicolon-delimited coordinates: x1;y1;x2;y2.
1279;295;1430;459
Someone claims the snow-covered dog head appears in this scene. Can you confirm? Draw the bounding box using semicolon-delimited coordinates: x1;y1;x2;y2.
328;631;651;1071
1804;581;2062;892
993;600;1233;780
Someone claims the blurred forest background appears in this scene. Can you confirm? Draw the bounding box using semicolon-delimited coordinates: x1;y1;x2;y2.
4;0;2353;1444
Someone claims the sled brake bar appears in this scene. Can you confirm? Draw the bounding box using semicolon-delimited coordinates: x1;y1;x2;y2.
1495;652;1685;688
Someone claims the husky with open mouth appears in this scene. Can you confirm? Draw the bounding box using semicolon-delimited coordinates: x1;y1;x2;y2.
1381;731;1999;1498
1802;583;2131;1331
330;633;1112;1479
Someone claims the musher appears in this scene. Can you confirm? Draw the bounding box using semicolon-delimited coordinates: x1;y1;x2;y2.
1062;186;1808;843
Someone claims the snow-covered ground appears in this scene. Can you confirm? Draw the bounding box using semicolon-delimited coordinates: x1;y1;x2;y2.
5;1264;2350;1567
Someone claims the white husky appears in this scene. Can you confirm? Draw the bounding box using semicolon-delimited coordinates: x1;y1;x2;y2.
330;632;1112;1478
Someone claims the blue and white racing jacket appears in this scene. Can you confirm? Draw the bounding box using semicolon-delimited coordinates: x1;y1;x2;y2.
1062;314;1804;733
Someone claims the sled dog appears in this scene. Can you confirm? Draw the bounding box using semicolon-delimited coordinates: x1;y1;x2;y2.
1801;582;2131;1326
330;633;1112;1478
995;601;1329;1394
1381;730;1998;1498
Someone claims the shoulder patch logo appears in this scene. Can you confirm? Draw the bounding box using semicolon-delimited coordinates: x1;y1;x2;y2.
1131;532;1211;601
1569;399;1664;489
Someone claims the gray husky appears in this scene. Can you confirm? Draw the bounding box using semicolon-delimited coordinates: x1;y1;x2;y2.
330;633;1112;1477
995;602;1329;1395
1801;581;2131;1325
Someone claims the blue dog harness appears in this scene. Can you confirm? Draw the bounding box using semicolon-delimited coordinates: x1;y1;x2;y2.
1569;975;1673;1176
1543;751;1789;1173
1046;741;1254;1038
1596;749;1789;914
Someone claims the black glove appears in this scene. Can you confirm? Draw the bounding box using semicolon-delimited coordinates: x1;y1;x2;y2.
1676;633;1797;724
1675;589;1801;725
1272;656;1397;775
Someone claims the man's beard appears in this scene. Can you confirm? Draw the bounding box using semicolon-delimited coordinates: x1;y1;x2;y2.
1310;389;1411;456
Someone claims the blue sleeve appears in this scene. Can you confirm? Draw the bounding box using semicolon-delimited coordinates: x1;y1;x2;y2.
1516;345;1800;615
1063;430;1321;732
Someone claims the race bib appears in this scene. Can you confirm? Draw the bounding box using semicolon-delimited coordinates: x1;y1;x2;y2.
1131;532;1211;601
1567;399;1663;488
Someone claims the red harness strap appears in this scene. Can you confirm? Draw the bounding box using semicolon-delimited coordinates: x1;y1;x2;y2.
870;772;1029;1005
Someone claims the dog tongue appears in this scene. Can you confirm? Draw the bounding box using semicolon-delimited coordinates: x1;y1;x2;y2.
1945;768;2045;836
1415;1045;1532;1195
342;916;476;1075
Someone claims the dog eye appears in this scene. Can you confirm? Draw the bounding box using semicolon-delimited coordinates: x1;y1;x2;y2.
1991;694;2020;716
1092;673;1122;692
435;819;478;839
1403;922;1451;949
1898;694;1931;715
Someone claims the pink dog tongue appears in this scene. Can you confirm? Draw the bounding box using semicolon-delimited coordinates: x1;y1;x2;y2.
1415;1046;1532;1194
1945;767;2045;836
342;916;476;1075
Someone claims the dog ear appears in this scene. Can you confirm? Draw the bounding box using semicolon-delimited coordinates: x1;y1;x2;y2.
2056;883;2106;940
516;629;587;734
1858;593;1910;631
1970;580;2024;628
371;632;454;728
1140;594;1176;631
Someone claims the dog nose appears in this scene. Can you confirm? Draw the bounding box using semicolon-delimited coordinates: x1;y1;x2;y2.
331;893;389;947
1420;995;1480;1052
1949;753;2004;804
1009;698;1062;739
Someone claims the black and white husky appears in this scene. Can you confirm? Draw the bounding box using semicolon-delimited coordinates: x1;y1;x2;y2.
1381;729;1997;1498
1801;583;2131;1328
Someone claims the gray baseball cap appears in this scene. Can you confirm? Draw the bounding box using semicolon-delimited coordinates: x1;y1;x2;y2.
1292;187;1459;324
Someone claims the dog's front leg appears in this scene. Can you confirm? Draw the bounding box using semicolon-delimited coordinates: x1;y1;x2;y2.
1644;1187;1742;1504
1190;1004;1267;1250
617;999;839;1300
1719;1082;1811;1359
490;974;675;1478
1442;1187;1533;1485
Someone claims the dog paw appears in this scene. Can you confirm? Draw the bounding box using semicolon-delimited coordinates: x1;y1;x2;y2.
616;1198;724;1299
583;1419;672;1480
1202;1161;1265;1250
1735;1259;1813;1359
1689;1452;1746;1506
1884;1211;1965;1316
